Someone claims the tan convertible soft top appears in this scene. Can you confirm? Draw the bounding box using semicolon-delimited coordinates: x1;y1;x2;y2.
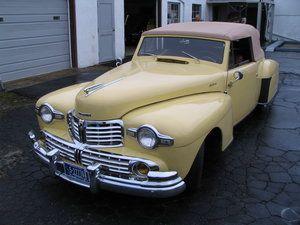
143;22;264;61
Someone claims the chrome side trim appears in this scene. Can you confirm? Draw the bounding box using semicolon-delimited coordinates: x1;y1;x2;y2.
83;78;125;96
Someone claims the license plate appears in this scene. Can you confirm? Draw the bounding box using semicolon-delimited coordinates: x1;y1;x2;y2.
64;163;90;185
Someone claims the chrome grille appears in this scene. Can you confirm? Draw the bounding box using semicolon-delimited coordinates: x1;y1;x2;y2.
44;133;132;179
67;111;124;147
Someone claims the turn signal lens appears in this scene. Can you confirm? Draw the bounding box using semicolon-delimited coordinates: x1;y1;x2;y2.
137;163;150;175
132;162;150;176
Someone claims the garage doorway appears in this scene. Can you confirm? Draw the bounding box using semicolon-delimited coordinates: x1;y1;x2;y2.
211;2;271;44
124;0;161;57
212;3;258;27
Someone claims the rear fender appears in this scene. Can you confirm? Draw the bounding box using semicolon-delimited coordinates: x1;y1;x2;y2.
257;59;279;104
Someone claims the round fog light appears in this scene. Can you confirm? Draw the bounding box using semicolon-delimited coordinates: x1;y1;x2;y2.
133;162;150;176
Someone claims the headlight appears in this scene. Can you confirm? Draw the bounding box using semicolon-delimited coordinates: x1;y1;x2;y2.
37;103;64;123
137;126;158;149
127;125;174;150
39;104;54;123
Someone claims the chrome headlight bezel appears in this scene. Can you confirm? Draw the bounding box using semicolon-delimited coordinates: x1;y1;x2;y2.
36;103;64;124
127;124;174;150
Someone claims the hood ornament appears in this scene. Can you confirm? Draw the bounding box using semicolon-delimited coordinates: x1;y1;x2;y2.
83;78;124;96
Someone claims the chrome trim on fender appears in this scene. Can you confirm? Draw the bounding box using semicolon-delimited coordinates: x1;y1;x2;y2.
83;78;125;96
28;130;185;198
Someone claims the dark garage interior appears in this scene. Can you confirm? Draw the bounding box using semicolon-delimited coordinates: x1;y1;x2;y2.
124;0;160;56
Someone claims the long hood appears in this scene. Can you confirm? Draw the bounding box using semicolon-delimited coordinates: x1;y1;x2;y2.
75;60;226;120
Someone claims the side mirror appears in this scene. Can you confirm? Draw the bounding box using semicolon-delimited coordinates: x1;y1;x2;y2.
116;58;123;67
234;71;244;81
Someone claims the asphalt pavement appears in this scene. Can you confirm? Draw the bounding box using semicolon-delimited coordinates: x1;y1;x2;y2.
0;52;299;225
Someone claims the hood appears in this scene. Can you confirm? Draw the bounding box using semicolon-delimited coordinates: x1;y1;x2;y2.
75;60;226;120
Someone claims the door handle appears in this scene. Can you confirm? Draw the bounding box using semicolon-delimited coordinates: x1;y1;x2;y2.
228;71;244;87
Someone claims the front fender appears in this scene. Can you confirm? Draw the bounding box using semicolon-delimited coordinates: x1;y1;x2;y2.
123;92;233;149
36;82;88;140
122;92;233;178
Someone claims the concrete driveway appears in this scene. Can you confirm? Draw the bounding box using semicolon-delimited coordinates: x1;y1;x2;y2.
0;52;300;225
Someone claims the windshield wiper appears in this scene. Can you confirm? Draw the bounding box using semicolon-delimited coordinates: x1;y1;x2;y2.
181;51;201;63
143;52;157;57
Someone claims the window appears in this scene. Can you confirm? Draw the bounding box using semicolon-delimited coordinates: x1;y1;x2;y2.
168;2;180;24
138;36;225;64
229;37;254;69
192;4;202;21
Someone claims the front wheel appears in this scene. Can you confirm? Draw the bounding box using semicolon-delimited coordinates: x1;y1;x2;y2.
184;144;205;191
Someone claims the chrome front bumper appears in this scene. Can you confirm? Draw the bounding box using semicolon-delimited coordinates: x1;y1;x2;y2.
28;131;186;198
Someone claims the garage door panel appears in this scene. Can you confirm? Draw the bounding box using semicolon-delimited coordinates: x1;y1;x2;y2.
1;15;68;24
0;0;71;82
1;61;70;82
0;55;70;74
0;0;67;14
0;35;69;49
0;42;70;66
0;22;69;40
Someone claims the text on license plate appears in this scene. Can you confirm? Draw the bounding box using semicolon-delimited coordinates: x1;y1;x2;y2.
64;163;90;184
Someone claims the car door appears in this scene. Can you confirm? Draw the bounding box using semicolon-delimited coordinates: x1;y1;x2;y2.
226;37;261;125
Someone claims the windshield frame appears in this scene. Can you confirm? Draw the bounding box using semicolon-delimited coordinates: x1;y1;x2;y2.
136;35;227;65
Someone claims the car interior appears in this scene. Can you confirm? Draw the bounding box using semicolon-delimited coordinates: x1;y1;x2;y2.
229;37;254;69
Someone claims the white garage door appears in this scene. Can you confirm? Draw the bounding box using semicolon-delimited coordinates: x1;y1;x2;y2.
0;0;71;82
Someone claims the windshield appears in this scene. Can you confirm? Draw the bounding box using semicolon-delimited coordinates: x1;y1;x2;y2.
138;37;225;64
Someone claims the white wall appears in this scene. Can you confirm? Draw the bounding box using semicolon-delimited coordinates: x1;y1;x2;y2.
161;0;207;26
75;0;124;68
114;0;125;60
273;0;300;41
75;0;99;68
74;0;213;69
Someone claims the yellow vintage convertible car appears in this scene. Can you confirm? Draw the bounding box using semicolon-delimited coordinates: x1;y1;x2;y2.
28;22;279;197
